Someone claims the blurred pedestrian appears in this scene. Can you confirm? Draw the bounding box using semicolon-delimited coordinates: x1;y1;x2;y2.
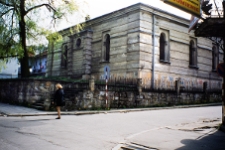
53;83;64;119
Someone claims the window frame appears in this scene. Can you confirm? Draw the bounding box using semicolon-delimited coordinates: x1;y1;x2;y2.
101;33;110;63
212;45;219;71
76;38;81;48
189;40;198;69
105;34;110;62
159;32;170;64
61;44;68;69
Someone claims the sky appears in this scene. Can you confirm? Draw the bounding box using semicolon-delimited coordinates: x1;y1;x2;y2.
57;0;191;30
34;0;193;46
84;0;191;19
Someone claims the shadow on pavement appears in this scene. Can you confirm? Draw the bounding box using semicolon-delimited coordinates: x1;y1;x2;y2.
176;129;225;150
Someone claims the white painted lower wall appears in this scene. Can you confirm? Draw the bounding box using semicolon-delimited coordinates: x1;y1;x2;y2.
0;58;20;79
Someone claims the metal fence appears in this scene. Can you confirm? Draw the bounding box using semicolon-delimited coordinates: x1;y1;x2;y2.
95;77;138;92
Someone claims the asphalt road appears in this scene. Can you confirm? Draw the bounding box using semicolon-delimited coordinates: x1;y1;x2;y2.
0;106;224;150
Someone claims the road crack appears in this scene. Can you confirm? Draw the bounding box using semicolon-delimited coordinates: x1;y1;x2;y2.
16;131;38;136
0;124;19;129
16;130;68;149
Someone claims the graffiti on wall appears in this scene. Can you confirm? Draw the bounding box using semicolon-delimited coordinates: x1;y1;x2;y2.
97;72;222;91
30;57;47;74
154;74;222;91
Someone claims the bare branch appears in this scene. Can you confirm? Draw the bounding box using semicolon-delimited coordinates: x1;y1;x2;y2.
0;0;14;7
8;10;16;44
213;0;221;18
208;37;224;52
25;3;56;15
0;55;19;59
0;8;14;18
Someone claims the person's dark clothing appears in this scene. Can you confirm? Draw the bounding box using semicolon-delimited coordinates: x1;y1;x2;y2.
54;89;64;106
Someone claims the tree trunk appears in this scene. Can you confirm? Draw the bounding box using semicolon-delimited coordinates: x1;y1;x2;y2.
19;0;30;78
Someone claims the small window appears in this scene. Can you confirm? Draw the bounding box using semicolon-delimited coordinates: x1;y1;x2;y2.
61;45;68;69
212;45;218;71
76;38;81;48
102;34;110;62
189;40;198;68
105;34;110;62
159;33;170;63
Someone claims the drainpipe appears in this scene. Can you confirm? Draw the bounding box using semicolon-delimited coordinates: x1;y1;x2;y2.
151;13;156;89
50;41;54;76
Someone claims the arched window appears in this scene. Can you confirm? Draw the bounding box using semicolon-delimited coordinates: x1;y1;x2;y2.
189;40;197;68
159;33;169;62
61;45;68;68
104;34;110;62
212;45;218;71
76;38;81;48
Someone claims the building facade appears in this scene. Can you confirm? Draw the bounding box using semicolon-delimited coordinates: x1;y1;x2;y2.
47;3;222;91
29;51;47;76
0;58;20;79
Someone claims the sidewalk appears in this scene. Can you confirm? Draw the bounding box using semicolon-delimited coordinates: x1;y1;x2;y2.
114;125;225;150
0;102;222;117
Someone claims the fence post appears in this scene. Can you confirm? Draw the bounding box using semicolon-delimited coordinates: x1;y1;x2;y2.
203;81;208;102
175;78;181;95
203;82;207;92
89;75;95;92
137;78;142;95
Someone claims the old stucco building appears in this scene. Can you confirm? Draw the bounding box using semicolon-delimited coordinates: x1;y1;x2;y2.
47;3;222;91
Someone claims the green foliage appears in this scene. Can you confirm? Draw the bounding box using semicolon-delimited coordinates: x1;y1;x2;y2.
69;24;83;36
0;24;23;59
46;31;63;46
0;0;82;77
0;60;6;72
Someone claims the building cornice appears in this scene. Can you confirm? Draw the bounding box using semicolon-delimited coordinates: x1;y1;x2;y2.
59;3;190;33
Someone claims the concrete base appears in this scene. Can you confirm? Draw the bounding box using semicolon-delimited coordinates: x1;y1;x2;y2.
82;75;90;80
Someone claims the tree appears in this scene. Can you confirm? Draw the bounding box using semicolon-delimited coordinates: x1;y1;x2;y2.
199;0;224;51
0;0;80;78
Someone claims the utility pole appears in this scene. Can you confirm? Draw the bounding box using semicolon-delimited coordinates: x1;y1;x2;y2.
223;0;225;125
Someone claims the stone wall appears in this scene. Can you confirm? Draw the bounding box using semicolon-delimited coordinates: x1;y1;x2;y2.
0;78;222;111
0;79;55;110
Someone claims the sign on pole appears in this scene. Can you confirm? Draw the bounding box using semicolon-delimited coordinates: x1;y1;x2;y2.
104;65;110;109
163;0;201;17
104;65;110;80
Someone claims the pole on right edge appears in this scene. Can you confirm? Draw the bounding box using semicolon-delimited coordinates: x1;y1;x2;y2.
222;0;225;125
